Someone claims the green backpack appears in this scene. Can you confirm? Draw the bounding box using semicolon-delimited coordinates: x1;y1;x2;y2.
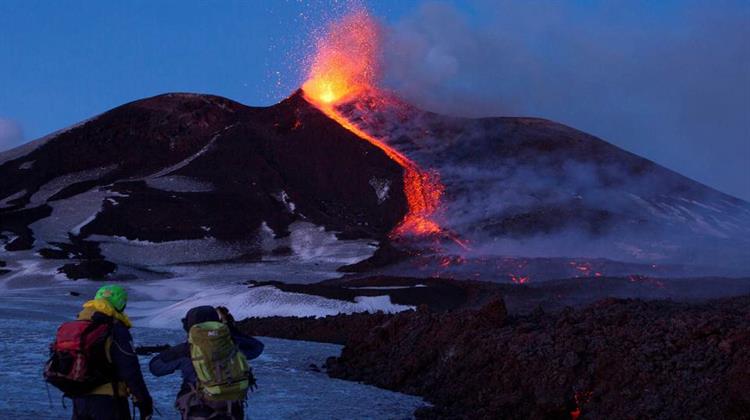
188;321;251;401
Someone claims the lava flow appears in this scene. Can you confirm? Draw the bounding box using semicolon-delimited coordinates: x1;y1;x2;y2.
301;9;444;237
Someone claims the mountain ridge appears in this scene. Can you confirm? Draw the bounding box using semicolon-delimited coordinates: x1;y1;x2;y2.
1;91;748;281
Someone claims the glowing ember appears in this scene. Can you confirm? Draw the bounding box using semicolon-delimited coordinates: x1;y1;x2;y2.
302;9;378;105
571;390;592;419
509;274;530;284
569;261;604;278
301;8;444;237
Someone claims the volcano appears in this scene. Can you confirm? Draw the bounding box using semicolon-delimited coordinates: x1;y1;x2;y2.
0;90;748;281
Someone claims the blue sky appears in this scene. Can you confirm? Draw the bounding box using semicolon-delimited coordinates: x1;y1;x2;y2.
1;1;748;200
0;1;424;138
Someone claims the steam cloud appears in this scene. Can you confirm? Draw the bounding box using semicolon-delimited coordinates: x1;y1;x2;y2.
0;118;23;152
378;0;750;201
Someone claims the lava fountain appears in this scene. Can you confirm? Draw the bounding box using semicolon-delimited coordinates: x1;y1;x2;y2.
301;9;444;237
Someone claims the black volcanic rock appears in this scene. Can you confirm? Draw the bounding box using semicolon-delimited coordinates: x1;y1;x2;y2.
1;205;52;251
337;241;412;272
59;260;117;280
325;294;750;419
238;311;396;345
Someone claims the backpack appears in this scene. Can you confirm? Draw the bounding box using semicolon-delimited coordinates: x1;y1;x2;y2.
43;319;113;396
188;321;251;402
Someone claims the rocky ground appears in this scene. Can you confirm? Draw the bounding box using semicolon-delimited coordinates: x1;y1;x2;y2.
323;295;750;419
237;276;750;419
240;311;394;345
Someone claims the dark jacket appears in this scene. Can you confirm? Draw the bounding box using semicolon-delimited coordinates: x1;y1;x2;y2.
148;306;264;397
100;313;152;404
72;300;152;420
75;302;152;405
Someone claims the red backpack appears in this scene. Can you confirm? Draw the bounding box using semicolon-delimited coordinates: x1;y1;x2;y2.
44;319;114;396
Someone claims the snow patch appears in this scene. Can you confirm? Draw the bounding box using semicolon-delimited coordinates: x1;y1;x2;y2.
29;189;109;244
18;160;34;170
369;178;391;204
93;235;248;267
28;165;117;205
1;232;19;251
257;221;278;251
273;190;296;213
136;285;414;329
0;258;63;290
70;213;99;236
149;125;234;178
289;222;377;265
680;197;724;213
145;176;214;193
0;190;27;209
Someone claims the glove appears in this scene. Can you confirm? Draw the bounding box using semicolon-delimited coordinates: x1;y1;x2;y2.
157;342;189;363
218;306;240;335
135;397;154;420
217;306;236;328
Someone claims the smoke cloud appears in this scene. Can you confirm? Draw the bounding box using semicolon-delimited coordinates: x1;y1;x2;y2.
379;0;750;201
0;118;23;152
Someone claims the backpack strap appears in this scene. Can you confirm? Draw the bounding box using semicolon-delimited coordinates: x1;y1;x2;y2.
78;319;106;357
176;383;236;419
101;319;122;420
176;383;203;420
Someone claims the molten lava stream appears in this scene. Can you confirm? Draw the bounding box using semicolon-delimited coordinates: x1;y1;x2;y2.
301;90;443;237
300;8;448;240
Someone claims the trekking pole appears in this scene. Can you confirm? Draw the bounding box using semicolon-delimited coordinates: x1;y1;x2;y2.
154;405;163;417
44;381;53;408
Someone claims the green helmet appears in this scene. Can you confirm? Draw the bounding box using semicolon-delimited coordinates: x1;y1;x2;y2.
95;284;128;312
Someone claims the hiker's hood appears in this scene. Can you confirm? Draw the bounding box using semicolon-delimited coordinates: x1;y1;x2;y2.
79;298;133;328
182;305;219;332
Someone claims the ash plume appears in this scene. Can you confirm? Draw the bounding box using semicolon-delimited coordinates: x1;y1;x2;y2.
379;0;750;201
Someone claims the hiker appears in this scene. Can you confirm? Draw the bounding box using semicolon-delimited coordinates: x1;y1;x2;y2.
44;284;153;420
149;305;264;419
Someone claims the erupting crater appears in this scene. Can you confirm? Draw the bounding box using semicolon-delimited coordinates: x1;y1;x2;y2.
301;9;444;238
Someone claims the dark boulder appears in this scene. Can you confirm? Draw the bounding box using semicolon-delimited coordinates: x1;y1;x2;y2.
58;260;117;280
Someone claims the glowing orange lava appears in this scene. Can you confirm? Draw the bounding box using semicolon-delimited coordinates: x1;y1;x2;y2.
301;9;444;237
